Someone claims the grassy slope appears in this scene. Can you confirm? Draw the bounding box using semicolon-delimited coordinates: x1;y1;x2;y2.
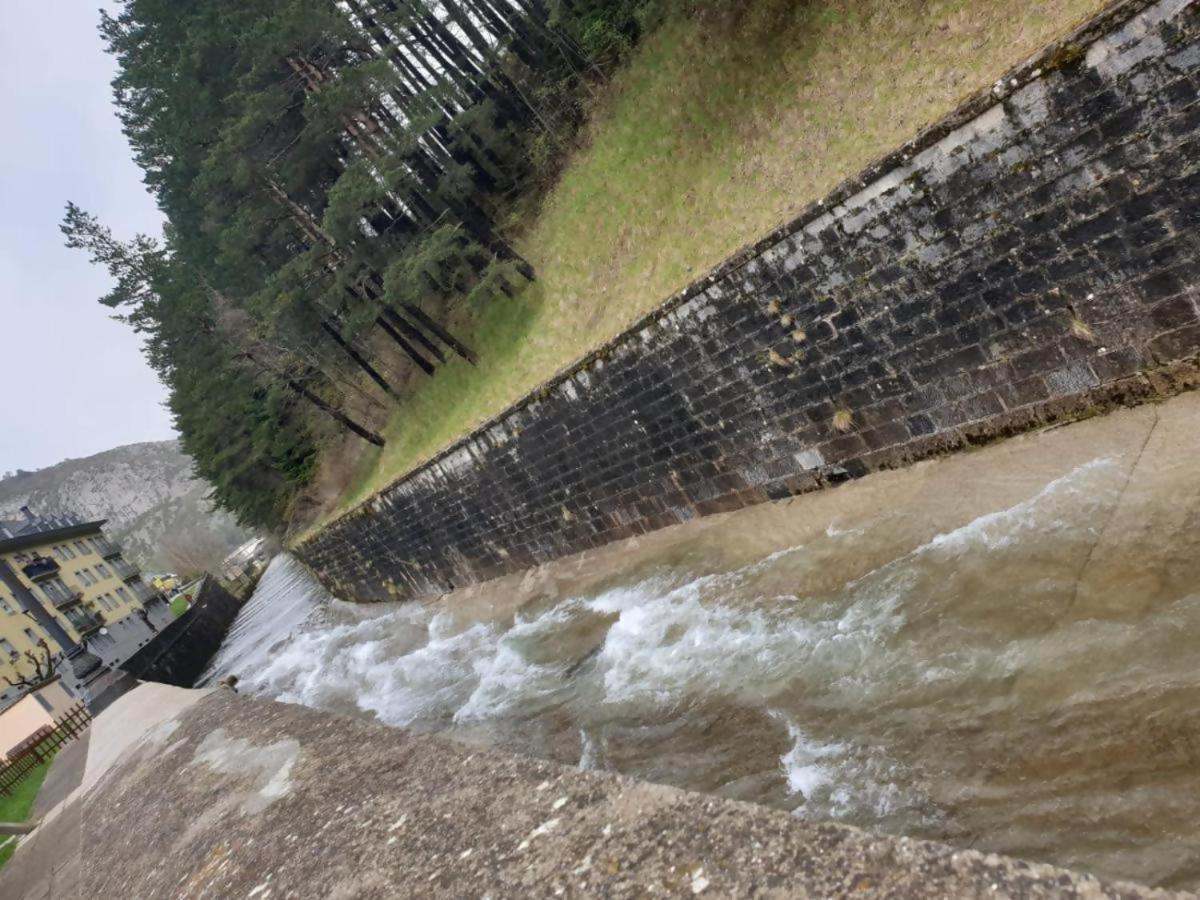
321;0;1107;524
0;758;52;868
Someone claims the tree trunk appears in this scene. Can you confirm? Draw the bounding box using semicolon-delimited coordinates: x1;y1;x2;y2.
381;306;447;363
402;303;478;365
246;351;386;446
374;315;436;375
286;374;386;446
320;319;399;398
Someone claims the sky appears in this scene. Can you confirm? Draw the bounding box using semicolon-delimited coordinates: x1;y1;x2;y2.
0;0;177;475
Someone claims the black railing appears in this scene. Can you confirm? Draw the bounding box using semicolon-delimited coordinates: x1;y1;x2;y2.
73;613;104;637
40;580;78;605
51;590;84;610
21;556;60;582
111;557;140;581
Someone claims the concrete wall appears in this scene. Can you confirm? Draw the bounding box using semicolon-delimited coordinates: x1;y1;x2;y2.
119;578;240;688
299;0;1200;603
69;684;1171;898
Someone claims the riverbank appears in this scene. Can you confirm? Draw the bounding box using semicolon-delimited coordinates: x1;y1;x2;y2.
207;388;1200;889
296;0;1200;603
309;0;1113;528
0;682;1178;898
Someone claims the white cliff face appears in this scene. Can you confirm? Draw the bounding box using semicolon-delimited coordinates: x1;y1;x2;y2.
0;441;249;574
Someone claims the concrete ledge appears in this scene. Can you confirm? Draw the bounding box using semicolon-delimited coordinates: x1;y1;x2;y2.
76;685;1177;898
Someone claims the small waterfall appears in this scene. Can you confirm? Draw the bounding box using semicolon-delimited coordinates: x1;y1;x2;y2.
202;454;1200;891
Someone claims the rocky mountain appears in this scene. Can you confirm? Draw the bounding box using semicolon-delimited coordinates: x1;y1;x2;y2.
0;441;250;575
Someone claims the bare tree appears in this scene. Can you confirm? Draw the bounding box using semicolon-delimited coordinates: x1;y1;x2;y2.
3;640;60;691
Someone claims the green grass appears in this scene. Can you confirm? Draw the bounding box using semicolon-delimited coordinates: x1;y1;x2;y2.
0;758;53;868
310;0;1108;531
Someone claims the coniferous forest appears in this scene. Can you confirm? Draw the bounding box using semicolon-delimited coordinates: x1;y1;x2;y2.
66;0;649;529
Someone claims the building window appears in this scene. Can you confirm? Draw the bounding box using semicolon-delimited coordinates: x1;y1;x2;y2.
95;562;110;579
40;578;72;604
73;540;90;556
0;638;16;660
22;628;39;645
77;568;92;586
34;693;53;713
52;546;66;561
116;587;130;603
0;596;13;615
63;544;76;559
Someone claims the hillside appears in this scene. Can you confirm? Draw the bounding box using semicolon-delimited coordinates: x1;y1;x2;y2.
320;0;1111;524
0;441;249;574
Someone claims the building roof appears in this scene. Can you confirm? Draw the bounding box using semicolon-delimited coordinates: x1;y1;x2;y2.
0;508;107;554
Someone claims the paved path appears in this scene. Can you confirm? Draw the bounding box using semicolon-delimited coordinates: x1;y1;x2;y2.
0;798;82;900
30;731;88;819
0;740;87;900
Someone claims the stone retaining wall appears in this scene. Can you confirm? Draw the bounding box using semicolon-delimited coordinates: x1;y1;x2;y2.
300;0;1200;602
119;577;241;687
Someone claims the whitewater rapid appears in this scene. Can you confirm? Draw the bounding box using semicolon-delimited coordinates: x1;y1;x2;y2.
200;441;1200;889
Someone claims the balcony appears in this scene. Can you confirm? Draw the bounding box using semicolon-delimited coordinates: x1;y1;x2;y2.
94;538;121;559
21;556;60;582
51;590;84;610
111;557;140;581
131;582;163;605
73;612;105;637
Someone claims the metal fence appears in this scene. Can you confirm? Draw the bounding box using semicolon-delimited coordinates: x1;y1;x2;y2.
0;703;91;795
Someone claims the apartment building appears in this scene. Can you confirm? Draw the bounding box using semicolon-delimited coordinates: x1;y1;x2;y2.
0;507;163;707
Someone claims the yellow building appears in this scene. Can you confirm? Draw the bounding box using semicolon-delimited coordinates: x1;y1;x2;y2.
0;507;163;708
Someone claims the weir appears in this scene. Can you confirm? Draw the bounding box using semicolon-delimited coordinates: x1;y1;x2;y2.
185;391;1200;893
5;2;1199;896
5;356;1200;898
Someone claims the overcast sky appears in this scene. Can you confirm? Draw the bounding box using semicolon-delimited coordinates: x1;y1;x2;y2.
0;1;177;475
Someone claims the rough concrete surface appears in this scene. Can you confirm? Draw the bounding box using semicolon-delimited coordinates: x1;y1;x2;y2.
80;681;209;796
5;684;1170;899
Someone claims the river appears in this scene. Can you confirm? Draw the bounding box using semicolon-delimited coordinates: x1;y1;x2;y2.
200;396;1200;891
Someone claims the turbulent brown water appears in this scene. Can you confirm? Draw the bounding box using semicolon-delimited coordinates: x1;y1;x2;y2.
201;399;1200;890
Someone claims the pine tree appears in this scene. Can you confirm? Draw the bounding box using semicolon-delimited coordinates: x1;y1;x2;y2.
78;0;644;525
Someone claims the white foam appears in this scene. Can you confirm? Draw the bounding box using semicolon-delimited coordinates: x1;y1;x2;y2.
924;457;1118;554
777;716;845;797
209;454;1135;841
453;607;574;722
